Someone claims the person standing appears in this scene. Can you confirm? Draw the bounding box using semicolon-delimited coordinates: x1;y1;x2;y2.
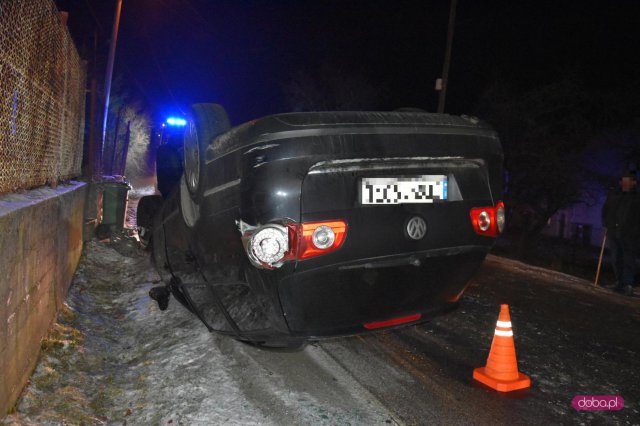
602;170;640;295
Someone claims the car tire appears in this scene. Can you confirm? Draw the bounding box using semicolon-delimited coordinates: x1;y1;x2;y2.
183;103;231;198
136;195;164;248
156;144;183;198
136;195;164;230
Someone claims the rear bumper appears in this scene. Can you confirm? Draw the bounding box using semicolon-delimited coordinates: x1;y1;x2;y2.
278;244;489;338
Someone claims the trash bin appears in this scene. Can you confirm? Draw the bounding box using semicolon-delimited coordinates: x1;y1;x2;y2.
100;177;131;232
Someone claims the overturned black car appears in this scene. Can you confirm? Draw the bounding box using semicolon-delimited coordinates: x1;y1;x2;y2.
139;104;504;348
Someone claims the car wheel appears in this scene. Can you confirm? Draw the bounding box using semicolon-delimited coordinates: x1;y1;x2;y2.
179;174;200;228
136;195;164;248
136;195;164;230
156;144;183;198
183;103;231;197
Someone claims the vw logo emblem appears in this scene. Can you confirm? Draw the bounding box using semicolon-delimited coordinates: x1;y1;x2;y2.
406;216;427;240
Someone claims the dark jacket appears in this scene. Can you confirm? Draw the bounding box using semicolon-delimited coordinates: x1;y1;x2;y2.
602;189;640;240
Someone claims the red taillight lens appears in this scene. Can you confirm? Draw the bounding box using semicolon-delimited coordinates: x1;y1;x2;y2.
283;222;300;260
470;202;505;237
297;220;348;260
244;219;348;268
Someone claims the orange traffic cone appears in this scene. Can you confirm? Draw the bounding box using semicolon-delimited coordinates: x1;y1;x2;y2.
473;304;531;392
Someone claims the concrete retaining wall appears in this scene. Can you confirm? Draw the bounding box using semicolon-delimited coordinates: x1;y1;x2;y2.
0;182;86;414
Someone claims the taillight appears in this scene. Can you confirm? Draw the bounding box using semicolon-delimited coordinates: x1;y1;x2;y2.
245;224;292;268
243;219;348;268
470;202;505;237
298;220;348;260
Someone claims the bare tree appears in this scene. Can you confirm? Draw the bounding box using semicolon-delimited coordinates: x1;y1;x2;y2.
104;76;153;188
476;79;596;256
121;103;153;185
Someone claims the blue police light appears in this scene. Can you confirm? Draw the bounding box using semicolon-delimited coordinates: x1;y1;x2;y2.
166;117;187;127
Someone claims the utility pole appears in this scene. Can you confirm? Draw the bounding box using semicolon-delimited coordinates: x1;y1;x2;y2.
437;0;457;114
100;0;123;173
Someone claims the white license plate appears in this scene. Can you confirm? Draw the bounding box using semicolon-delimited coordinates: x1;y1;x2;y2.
361;175;448;204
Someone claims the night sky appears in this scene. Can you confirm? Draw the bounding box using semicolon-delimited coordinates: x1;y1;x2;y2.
56;0;640;126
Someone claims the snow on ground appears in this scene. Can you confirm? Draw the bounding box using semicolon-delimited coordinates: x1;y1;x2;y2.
2;239;396;425
485;254;639;307
128;185;157;199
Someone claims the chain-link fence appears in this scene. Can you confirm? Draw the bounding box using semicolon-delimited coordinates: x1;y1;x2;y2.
0;0;86;195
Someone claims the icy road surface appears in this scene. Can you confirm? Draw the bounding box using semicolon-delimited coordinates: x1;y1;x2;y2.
4;238;640;425
3;240;396;425
321;256;640;425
